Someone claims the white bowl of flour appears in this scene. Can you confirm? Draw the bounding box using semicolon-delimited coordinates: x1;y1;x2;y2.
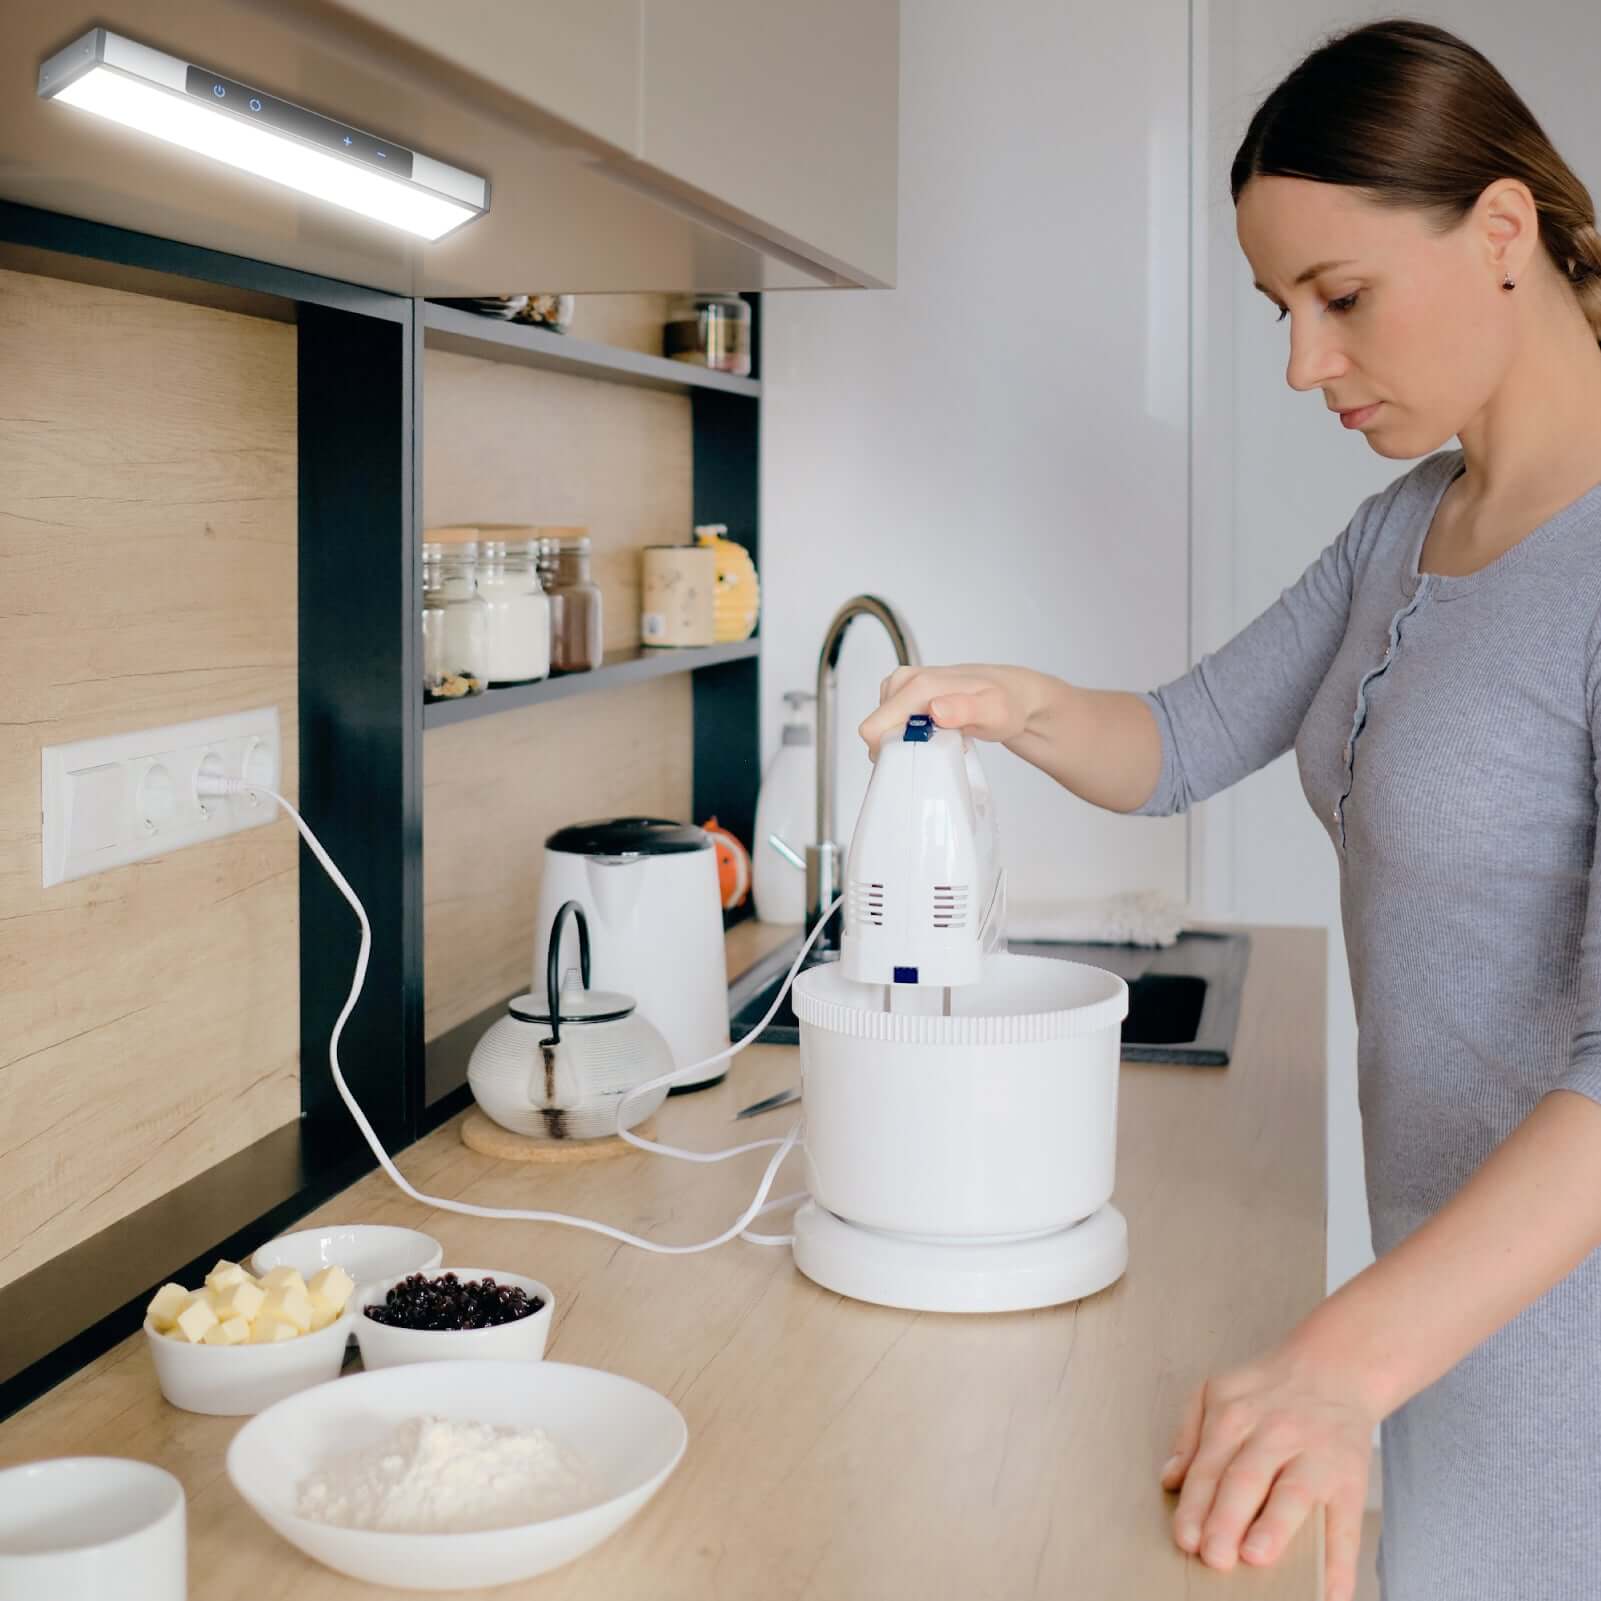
226;1360;688;1589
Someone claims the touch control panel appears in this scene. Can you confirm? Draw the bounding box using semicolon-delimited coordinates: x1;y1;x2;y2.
183;65;415;179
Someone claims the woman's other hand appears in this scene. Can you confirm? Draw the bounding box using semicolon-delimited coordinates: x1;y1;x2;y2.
1160;1338;1382;1601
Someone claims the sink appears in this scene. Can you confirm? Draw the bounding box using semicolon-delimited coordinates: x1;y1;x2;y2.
728;930;1250;1065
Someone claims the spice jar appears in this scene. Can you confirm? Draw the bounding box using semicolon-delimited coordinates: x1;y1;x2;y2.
664;294;752;376
539;530;604;672
474;527;552;686
422;539;489;702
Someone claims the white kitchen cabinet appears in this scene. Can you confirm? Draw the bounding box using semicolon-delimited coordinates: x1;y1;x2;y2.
637;0;899;287
316;0;643;156
312;0;900;287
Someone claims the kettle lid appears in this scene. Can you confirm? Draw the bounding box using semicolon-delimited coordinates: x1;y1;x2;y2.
545;817;711;856
507;989;637;1026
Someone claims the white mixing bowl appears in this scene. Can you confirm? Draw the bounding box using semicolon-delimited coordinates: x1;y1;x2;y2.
227;1360;687;1590
249;1224;442;1288
793;952;1128;1240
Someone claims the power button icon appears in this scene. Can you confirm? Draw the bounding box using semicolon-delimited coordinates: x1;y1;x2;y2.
212;82;225;97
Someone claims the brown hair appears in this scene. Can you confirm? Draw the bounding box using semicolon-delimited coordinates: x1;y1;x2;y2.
1231;19;1601;344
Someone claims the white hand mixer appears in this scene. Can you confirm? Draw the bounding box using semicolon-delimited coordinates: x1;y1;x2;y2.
206;709;1129;1314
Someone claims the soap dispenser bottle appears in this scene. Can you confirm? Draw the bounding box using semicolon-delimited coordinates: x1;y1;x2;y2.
752;691;817;925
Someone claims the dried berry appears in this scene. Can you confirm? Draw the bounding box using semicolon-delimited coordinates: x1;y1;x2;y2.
363;1272;543;1331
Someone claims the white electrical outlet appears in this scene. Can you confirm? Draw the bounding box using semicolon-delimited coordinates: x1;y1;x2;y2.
41;707;282;887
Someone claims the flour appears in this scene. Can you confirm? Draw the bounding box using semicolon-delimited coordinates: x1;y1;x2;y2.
295;1415;597;1533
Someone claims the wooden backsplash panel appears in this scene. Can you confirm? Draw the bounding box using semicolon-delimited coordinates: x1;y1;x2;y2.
422;300;700;1040
0;267;299;1289
423;336;693;655
423;676;693;1040
565;293;675;357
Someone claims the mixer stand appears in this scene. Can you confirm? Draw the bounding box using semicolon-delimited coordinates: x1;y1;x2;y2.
791;1201;1128;1314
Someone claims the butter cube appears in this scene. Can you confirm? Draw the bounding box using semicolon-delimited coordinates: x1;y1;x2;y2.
309;1303;342;1332
259;1266;306;1298
250;1317;299;1344
307;1266;355;1318
146;1283;191;1331
205;1259;249;1293
260;1286;314;1334
201;1315;251;1346
215;1279;267;1324
174;1294;220;1344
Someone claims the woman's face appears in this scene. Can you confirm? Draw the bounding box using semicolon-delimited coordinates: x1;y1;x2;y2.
1235;176;1516;459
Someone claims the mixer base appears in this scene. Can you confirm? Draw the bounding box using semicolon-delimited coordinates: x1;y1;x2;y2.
791;1201;1128;1313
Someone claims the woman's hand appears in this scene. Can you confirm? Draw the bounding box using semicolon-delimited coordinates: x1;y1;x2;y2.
1161;1338;1381;1601
857;664;1052;754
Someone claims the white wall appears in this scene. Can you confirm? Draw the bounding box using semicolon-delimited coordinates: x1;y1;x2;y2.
759;0;1191;905
1191;1;1601;1294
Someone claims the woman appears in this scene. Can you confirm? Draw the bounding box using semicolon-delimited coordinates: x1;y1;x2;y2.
860;19;1601;1601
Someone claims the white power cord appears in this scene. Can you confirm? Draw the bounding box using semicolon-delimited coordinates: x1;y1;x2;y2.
200;775;831;1255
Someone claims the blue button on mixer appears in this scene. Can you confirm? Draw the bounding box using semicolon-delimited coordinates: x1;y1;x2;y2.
903;715;934;743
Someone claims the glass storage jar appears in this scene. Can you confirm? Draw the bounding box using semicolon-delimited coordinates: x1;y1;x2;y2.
664;293;752;376
474;529;551;685
422;540;489;702
539;531;604;672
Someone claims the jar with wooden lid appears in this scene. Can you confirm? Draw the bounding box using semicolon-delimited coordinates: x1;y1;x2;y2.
473;525;552;685
421;536;488;702
538;529;604;672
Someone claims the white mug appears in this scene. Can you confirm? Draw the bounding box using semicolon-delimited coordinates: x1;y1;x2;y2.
0;1458;186;1600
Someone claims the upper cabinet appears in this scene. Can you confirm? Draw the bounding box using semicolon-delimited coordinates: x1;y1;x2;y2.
636;0;898;288
318;0;900;289
322;0;644;157
0;0;896;295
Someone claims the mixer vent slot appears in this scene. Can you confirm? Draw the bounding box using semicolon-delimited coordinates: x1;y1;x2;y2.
931;884;970;930
851;880;886;927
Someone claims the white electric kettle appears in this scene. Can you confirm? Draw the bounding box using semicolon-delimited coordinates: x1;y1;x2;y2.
470;900;675;1140
534;817;730;1090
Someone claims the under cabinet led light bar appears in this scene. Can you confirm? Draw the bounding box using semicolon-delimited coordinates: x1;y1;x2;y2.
37;28;489;241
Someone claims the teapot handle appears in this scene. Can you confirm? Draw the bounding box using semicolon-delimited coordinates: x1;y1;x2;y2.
544;900;591;1046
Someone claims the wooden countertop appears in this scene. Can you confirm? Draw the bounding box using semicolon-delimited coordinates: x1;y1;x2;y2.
0;924;1326;1599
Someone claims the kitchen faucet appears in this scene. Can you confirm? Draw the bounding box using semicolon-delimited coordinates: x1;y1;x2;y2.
804;595;919;955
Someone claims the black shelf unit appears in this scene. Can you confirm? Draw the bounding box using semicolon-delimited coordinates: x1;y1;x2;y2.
421;301;762;398
423;640;760;728
0;202;765;1419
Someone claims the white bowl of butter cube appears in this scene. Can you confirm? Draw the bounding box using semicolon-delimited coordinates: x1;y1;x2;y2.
143;1258;359;1416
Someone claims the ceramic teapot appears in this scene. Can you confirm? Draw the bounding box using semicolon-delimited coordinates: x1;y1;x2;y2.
468;901;674;1140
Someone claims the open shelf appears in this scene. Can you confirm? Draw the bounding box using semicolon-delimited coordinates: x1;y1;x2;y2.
421;302;761;398
0;198;765;1418
422;638;760;729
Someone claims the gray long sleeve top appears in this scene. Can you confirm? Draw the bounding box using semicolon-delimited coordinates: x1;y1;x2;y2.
1135;448;1601;1599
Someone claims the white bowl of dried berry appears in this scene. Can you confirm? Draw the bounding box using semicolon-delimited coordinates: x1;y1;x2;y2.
353;1269;553;1371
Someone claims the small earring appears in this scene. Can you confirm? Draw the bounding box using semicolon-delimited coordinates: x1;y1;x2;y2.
1502;274;1517;292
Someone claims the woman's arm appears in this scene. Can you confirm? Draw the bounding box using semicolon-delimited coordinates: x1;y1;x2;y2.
859;482;1395;814
1295;1088;1601;1417
1164;1088;1601;1598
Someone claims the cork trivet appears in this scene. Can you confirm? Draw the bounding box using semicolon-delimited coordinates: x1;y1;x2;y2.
460;1108;657;1163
